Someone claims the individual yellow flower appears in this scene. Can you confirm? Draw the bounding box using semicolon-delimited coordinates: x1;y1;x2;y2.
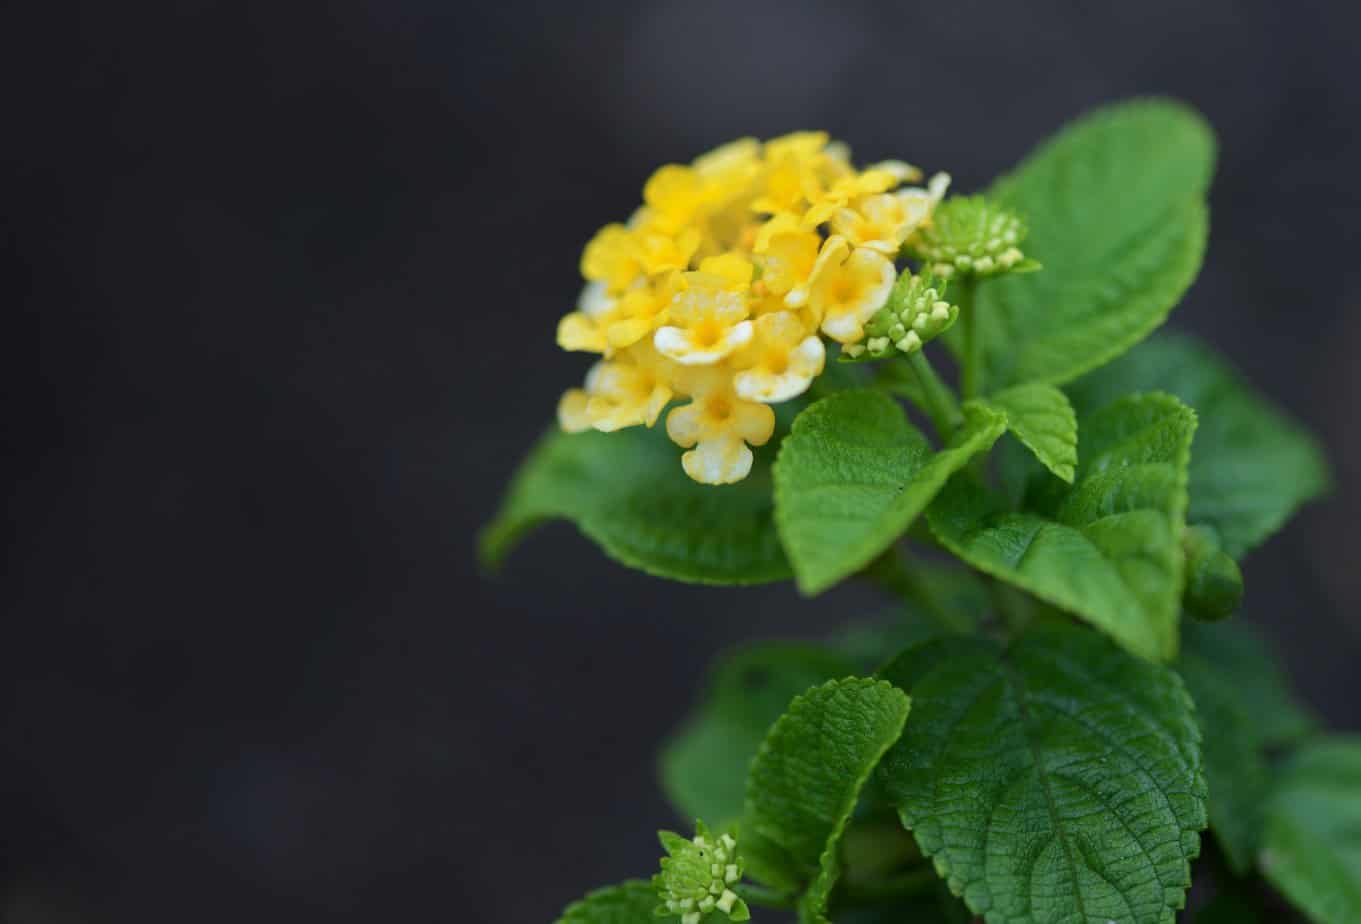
831;174;948;255
752;214;821;300
556;345;676;434
785;233;850;309
556;282;615;353
643;165;708;233
580;224;642;291
653;259;754;365
752;131;831;217
632;221;702;277
665;373;776;485
732;311;825;403
585;344;676;431
807;237;897;343
801;165;912;228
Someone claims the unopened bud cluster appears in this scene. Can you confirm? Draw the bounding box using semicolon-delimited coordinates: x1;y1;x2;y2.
654;822;750;924
908;195;1032;278
843;270;957;360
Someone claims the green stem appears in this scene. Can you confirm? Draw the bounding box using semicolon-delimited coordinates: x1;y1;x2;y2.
906;351;963;442
958;275;982;399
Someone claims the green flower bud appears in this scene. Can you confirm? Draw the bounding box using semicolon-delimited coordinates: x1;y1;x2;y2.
653;821;750;924
840;268;958;362
907;195;1039;278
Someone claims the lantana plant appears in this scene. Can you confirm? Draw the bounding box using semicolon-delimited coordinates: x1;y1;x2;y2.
482;100;1351;924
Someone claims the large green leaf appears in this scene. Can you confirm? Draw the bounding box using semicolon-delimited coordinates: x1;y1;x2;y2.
554;880;659;923
1260;738;1361;924
878;624;1207;924
928;393;1197;661
1178;621;1315;874
1067;332;1331;558
971;98;1215;390
660;644;857;827
480;424;788;585
741;678;911;922
981;383;1079;483
774;391;1006;595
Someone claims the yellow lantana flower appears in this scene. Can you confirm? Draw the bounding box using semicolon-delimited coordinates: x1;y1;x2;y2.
831;173;949;255
653;262;754;366
556;344;675;434
665;372;776;485
808;237;897;343
732;311;825;403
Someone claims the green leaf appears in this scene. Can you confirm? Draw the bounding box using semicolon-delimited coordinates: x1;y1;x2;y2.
774;391;1007;595
480;423;788;585
877;623;1207;924
1178;621;1315;873
554;880;660;924
1180;620;1314;749
1260;738;1361;924
928;393;1197;661
969;98;1215;389
981;383;1079;483
1067;332;1331;558
741;678;911;922
661;644;857;826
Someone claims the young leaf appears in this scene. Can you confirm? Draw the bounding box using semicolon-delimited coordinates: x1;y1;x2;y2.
1260;738;1361;924
554;880;661;923
969;98;1215;389
1181;525;1243;622
928;393;1197;661
877;624;1207;924
742;678;911;922
1067;332;1331;558
480;424;788;585
661;644;857;826
980;383;1079;483
774;391;1006;595
1177;621;1314;874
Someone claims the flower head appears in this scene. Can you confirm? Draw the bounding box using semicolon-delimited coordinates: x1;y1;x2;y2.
553;133;961;483
653;821;750;924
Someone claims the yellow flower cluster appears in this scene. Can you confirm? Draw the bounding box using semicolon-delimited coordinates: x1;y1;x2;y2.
557;132;948;484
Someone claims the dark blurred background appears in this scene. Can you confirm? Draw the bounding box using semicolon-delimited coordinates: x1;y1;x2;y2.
3;1;1359;921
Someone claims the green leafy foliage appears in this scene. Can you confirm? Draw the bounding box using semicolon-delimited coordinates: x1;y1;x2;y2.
1177;621;1314;874
741;678;911;921
480;424;788;585
981;383;1079;483
554;880;660;924
878;623;1207;924
970;98;1215;389
929;393;1197;661
661;644;857;826
1067;332;1331;558
774;391;1006;595
1260;738;1361;924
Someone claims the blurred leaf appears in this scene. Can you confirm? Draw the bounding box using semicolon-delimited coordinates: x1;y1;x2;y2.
774;391;1006;595
1067;332;1331;558
661;644;857;827
554;880;658;923
967;98;1214;390
481;424;788;585
1260;738;1361;924
1177;619;1312;873
878;623;1206;924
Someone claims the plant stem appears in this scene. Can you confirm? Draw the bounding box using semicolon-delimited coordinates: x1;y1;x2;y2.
958;275;982;399
906;351;963;441
863;548;970;634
